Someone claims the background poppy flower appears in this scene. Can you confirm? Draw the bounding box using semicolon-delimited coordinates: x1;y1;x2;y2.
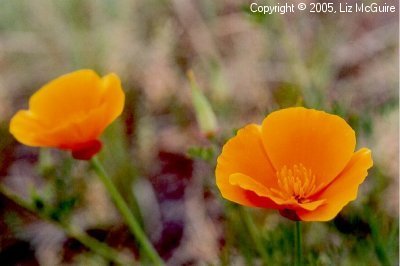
216;107;373;221
9;69;125;160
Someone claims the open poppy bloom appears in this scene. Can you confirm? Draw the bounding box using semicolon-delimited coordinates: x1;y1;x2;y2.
216;107;373;221
9;69;125;160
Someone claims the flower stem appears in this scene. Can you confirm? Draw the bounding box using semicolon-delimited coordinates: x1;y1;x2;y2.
67;225;133;265
90;156;164;266
295;221;303;266
0;184;130;265
240;207;269;265
369;212;391;266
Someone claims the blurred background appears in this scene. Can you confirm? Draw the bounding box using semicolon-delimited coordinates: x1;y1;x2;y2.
0;0;398;265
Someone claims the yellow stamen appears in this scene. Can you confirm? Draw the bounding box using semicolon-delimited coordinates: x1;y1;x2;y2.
273;164;323;203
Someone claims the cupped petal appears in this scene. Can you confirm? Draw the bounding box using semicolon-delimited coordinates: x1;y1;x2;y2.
229;173;271;197
98;73;125;126
9;110;55;146
10;104;108;149
10;70;125;150
229;173;325;211
45;73;124;149
227;173;280;209
29;69;102;124
261;107;356;188
216;124;278;207
50;73;124;149
34;102;119;149
297;148;373;221
279;199;326;212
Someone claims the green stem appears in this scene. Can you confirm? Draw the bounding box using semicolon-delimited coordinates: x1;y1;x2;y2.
295;221;302;266
67;225;134;265
369;213;391;266
240;207;269;265
90;156;164;266
0;185;130;265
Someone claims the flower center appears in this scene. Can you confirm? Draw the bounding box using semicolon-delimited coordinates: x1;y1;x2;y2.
271;164;322;203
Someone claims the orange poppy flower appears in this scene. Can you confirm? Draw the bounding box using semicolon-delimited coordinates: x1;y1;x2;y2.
216;107;373;221
9;69;125;160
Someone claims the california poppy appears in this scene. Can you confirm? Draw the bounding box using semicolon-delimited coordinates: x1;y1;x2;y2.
216;107;373;221
9;69;125;160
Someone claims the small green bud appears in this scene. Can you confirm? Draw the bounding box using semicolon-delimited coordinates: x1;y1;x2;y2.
187;70;218;137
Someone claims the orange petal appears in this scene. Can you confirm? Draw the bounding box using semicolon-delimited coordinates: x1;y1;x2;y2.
9;110;50;147
227;173;280;209
98;73;125;127
216;124;278;207
297;148;373;221
39;109;106;148
50;73;125;148
32;100;121;149
261;107;355;188
278;199;326;212
10;112;92;149
229;173;325;211
9;70;125;150
29;70;102;124
229;173;271;197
